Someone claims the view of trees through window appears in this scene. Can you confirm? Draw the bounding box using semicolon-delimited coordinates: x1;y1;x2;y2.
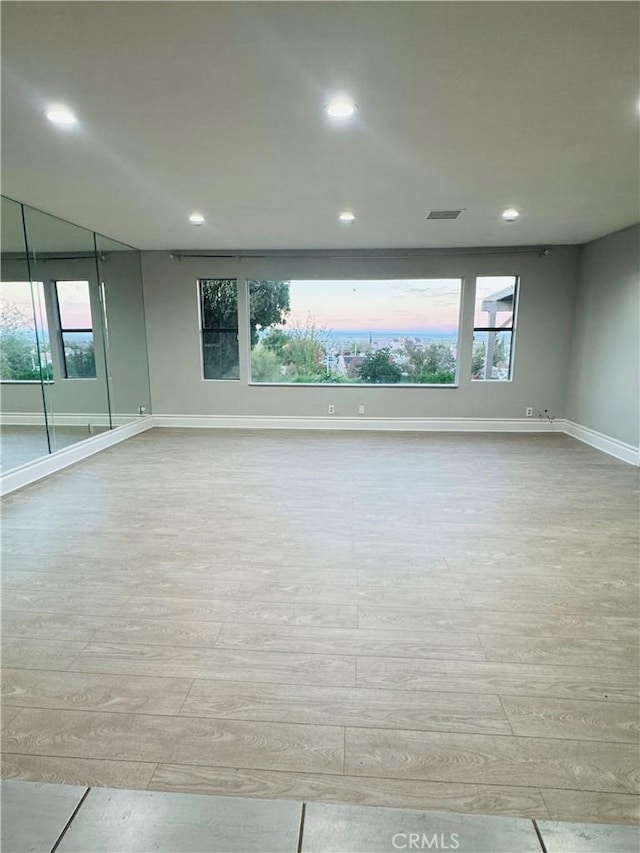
249;279;462;385
199;279;241;380
0;281;52;381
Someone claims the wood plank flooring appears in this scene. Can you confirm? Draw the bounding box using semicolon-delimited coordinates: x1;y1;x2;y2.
1;428;639;824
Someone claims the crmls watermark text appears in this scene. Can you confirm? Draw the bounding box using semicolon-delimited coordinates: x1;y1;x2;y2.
392;832;460;850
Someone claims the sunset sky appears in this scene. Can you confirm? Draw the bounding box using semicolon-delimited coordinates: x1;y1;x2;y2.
0;280;91;331
283;278;463;334
0;282;46;330
2;275;517;337
280;277;516;333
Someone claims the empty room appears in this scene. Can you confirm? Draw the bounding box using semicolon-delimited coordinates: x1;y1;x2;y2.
1;2;639;852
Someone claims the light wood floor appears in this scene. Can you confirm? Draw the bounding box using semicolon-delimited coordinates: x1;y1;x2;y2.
1;429;639;825
0;425;108;473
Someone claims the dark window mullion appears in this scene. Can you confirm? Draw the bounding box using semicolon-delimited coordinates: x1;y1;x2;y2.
473;326;513;333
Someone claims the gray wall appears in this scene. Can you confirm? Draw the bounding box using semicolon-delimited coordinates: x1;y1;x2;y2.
100;250;151;416
567;224;640;447
141;247;579;419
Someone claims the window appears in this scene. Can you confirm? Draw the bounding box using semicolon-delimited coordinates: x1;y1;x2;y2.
55;280;96;378
199;279;240;380
472;276;518;381
248;278;462;385
0;281;52;381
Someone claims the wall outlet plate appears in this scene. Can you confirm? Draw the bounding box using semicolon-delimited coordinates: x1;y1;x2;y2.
328;405;335;414
525;407;533;417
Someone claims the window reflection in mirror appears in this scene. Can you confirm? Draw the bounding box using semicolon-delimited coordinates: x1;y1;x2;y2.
1;196;151;475
0;196;52;469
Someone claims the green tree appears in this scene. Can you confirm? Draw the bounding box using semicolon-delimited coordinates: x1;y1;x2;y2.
200;279;238;328
248;280;291;346
420;370;455;384
64;341;96;378
421;342;455;376
0;332;41;380
359;348;402;384
404;339;429;379
472;341;486;378
404;340;455;384
284;318;328;379
250;345;283;382
471;336;506;379
262;327;290;360
0;302;48;381
493;335;506;367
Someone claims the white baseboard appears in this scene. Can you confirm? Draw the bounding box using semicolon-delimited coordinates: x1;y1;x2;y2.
2;415;635;497
153;414;638;465
561;419;640;466
152;414;561;433
0;417;154;497
1;413;140;428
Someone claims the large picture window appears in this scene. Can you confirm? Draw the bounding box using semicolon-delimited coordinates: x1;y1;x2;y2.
0;281;52;381
199;279;240;380
472;276;518;381
55;280;96;378
248;279;462;385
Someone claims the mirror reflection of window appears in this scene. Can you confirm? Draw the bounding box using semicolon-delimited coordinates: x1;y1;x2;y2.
54;280;96;378
0;281;52;381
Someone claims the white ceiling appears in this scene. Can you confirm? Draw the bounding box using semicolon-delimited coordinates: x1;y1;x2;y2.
2;1;639;250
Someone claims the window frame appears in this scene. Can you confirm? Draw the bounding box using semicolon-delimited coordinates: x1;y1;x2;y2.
54;279;97;380
471;276;520;382
246;276;465;388
198;277;241;381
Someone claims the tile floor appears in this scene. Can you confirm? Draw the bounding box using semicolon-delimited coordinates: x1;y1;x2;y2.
2;780;639;852
1;429;639;830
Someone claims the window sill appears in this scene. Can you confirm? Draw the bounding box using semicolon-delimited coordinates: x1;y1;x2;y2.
247;382;460;389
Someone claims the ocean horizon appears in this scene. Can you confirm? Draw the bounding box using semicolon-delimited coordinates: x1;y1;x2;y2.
321;329;457;342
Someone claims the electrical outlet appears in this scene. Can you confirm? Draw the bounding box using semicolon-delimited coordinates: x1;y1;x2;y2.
358;405;365;415
525;407;533;417
328;404;335;414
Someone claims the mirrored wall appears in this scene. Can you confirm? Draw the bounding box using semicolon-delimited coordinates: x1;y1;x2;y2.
0;196;151;474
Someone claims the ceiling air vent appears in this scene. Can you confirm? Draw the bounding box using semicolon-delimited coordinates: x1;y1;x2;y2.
427;209;463;220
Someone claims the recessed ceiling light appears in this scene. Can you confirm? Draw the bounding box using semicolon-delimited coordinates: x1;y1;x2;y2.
502;208;520;222
44;104;78;126
338;210;356;224
326;97;357;119
188;213;206;226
